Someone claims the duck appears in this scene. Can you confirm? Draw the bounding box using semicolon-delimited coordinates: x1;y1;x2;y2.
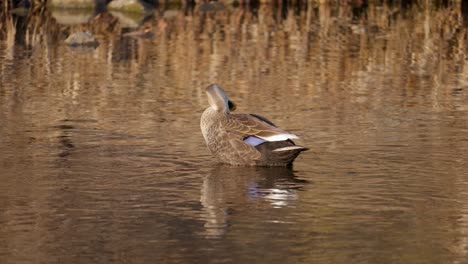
200;84;308;166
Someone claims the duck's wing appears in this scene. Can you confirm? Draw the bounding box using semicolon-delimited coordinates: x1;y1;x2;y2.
225;114;299;142
248;113;277;127
211;129;262;164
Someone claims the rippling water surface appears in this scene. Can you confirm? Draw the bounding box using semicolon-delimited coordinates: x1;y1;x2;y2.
1;2;468;263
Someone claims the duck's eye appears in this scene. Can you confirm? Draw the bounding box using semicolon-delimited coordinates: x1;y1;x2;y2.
228;100;236;111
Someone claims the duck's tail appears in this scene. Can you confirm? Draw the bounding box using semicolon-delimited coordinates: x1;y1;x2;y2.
254;141;308;166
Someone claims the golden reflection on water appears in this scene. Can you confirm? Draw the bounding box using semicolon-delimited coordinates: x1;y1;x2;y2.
201;166;307;238
0;1;468;264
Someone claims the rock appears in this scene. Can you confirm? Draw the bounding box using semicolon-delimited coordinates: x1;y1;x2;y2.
48;0;96;9
107;0;153;14
10;7;30;16
65;32;99;47
109;11;148;28
122;28;154;39
200;2;225;12
163;10;179;19
51;9;95;25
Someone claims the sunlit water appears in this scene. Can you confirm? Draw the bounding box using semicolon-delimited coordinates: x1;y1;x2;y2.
1;2;468;264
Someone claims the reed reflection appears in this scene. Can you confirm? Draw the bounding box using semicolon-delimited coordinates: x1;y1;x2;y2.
200;165;308;238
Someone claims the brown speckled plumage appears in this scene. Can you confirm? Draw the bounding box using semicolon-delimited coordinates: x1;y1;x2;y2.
201;84;308;166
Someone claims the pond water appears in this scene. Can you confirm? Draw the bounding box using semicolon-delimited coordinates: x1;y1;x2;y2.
1;1;468;264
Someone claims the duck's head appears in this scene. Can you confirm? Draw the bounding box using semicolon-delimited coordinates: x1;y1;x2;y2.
206;84;236;113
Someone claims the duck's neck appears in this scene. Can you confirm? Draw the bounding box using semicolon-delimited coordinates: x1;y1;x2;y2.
202;107;228;123
201;107;227;145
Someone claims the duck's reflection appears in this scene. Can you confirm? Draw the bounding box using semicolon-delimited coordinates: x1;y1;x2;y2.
200;165;309;238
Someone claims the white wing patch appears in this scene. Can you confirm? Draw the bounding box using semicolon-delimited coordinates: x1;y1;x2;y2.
272;146;306;152
257;133;298;142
